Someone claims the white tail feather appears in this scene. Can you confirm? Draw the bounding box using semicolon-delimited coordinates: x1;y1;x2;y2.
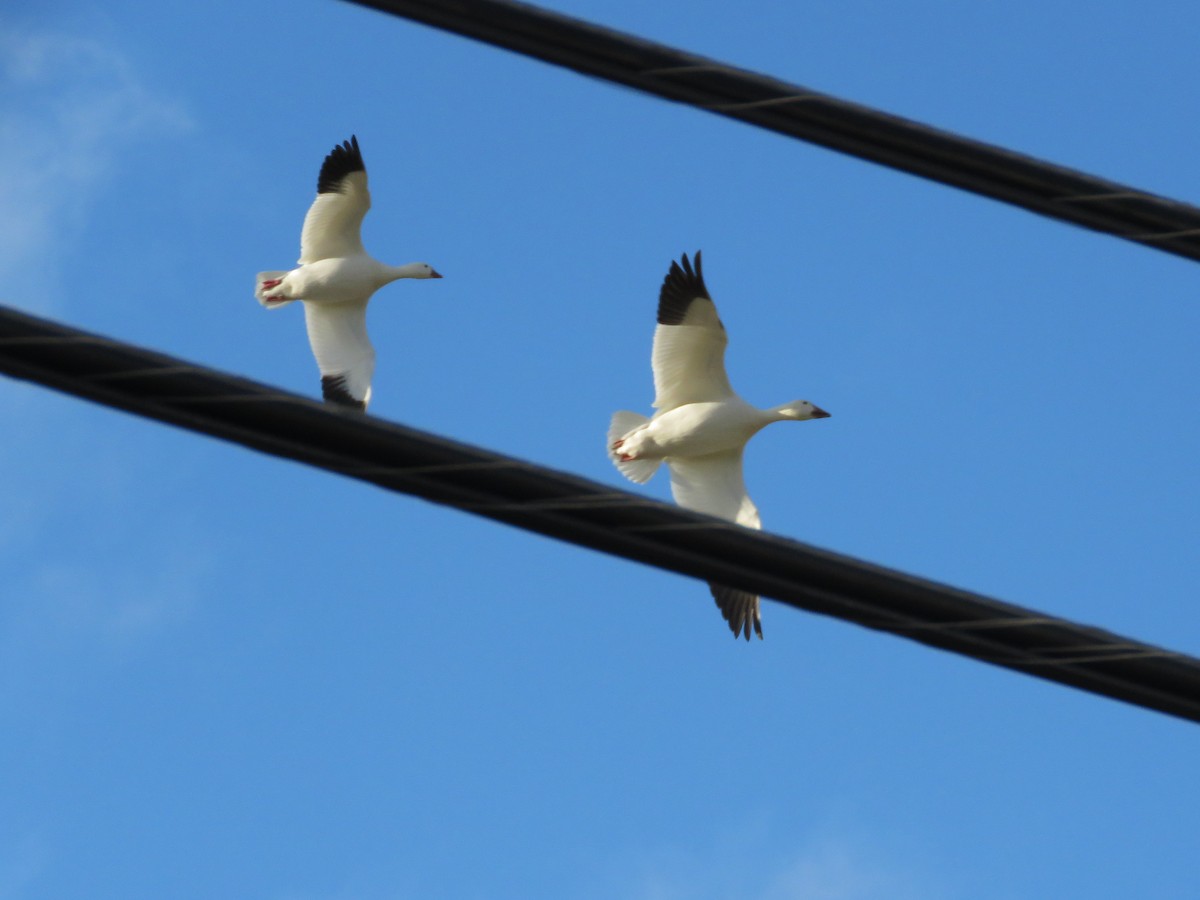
255;270;295;309
608;410;660;484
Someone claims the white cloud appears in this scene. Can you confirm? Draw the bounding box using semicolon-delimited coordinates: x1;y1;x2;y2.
756;838;937;900
0;27;203;702
0;542;210;713
31;548;205;646
622;828;947;900
0;25;193;309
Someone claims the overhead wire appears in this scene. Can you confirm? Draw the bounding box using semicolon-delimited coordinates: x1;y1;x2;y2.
345;0;1200;265
3;303;1200;724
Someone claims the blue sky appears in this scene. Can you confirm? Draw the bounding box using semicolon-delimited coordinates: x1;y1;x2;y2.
3;0;1200;897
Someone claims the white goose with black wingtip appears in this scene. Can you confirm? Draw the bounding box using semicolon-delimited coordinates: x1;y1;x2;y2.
254;135;442;410
607;251;830;640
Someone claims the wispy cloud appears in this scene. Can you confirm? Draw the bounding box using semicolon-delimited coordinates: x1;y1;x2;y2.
623;827;947;900
29;548;205;646
0;542;210;714
0;27;203;702
0;25;192;309
755;837;940;900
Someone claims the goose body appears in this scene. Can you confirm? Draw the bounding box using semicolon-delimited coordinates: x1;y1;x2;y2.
612;398;782;460
254;135;441;410
608;251;829;640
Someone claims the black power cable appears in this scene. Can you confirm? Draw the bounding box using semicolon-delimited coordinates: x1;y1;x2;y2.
346;0;1200;264
3;303;1199;723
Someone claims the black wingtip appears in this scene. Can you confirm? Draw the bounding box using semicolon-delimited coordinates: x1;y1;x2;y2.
320;374;367;411
316;135;365;195
657;250;711;326
710;584;763;641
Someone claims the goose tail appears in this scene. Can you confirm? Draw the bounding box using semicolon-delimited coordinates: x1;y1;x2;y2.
255;271;295;309
607;411;660;484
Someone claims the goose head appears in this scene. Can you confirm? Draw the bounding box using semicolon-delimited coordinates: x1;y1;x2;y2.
771;400;831;421
387;262;443;280
409;262;442;279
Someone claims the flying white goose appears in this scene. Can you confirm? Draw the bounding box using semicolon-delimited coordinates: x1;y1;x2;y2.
608;251;830;640
254;135;442;410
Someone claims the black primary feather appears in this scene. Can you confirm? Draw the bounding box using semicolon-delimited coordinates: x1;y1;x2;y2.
320;374;366;411
656;250;712;326
710;583;763;640
316;135;365;195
